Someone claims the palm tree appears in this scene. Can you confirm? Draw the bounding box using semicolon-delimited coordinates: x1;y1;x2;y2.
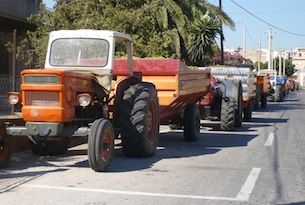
151;0;235;65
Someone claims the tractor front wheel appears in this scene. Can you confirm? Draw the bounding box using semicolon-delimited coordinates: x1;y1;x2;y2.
234;84;243;128
261;94;267;108
88;118;114;172
243;100;253;122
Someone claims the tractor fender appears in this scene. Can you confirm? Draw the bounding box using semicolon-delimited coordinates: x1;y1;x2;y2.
112;75;141;129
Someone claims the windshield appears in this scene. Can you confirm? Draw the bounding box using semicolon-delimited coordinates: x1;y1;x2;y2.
50;38;109;67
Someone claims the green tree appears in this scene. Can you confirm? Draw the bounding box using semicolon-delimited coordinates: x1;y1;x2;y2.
254;58;295;76
150;0;235;65
18;0;235;67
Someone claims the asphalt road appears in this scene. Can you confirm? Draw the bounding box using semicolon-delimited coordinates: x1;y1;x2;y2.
0;90;305;205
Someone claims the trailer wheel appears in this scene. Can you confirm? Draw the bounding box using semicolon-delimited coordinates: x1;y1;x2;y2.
254;85;261;109
120;83;160;157
221;99;235;131
243;100;253;122
30;138;69;156
88;118;114;172
234;84;243;127
261;94;267;108
183;104;200;141
0;120;11;168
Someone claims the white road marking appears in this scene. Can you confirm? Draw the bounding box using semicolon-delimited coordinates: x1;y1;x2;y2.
22;184;240;201
264;132;275;146
21;167;262;202
235;167;261;201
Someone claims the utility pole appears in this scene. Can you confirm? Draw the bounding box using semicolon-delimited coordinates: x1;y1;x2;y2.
283;51;286;76
219;0;224;65
279;51;282;76
243;19;246;64
268;28;272;70
258;36;261;71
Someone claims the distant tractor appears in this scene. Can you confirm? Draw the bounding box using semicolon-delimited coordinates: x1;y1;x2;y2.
255;73;271;108
199;73;243;131
258;70;284;102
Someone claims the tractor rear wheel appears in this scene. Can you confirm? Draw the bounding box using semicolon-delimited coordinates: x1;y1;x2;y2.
0;120;11;168
183;104;201;141
274;85;282;102
88;118;114;172
221;98;235;131
120;83;160;157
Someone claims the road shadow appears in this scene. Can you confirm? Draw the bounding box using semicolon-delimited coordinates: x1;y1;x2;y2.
277;202;305;205
2;124;258;173
107;130;257;172
251;117;288;124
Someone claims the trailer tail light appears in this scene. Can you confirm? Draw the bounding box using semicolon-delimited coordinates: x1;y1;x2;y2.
6;92;22;105
77;93;92;107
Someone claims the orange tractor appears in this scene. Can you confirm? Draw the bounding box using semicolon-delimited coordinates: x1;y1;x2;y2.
5;30;210;171
6;30;160;172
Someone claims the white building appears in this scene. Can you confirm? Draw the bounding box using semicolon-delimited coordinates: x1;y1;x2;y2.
292;48;305;86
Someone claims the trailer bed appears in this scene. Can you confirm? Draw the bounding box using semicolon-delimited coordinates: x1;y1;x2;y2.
114;59;210;123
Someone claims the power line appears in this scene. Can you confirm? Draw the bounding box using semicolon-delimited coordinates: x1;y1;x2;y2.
246;27;258;46
230;0;305;37
229;9;305;15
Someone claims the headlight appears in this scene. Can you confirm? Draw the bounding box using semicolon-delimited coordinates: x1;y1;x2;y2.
6;92;22;105
77;94;92;107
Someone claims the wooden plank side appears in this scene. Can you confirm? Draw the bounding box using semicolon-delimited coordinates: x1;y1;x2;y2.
178;73;210;81
179;78;210;90
179;86;210;96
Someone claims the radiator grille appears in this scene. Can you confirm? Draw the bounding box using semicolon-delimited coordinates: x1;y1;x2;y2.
25;91;60;106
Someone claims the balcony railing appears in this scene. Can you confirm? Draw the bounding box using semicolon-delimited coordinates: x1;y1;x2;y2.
0;0;41;21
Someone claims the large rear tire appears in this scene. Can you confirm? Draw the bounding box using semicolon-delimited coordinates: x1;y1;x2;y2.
274;85;282;102
120;83;160;157
221;98;235;131
183;104;201;141
0;120;11;168
88;118;114;172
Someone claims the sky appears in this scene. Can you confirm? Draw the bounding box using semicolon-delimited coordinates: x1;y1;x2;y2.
207;0;305;50
43;0;305;51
